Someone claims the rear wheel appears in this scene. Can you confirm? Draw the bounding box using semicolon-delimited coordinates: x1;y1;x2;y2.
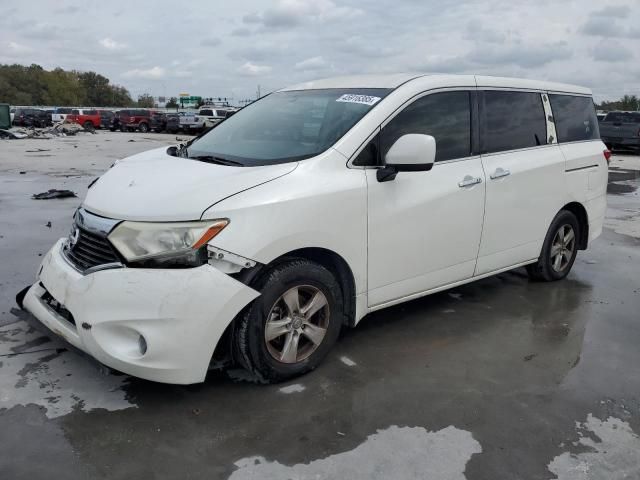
138;122;149;133
234;259;343;383
83;121;93;130
526;210;579;281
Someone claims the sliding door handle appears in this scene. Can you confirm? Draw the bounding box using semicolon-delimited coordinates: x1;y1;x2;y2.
490;168;511;179
458;176;482;188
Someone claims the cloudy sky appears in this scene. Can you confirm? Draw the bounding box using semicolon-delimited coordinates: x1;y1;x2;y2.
1;0;639;103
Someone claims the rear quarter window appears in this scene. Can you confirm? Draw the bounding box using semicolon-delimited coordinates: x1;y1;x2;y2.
480;91;547;154
549;95;599;143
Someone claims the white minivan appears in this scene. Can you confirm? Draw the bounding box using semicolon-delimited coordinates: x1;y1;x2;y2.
21;74;608;384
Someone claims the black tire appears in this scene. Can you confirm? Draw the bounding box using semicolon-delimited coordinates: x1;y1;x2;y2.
83;121;93;130
120;125;127;132
138;122;149;133
526;210;580;282
234;259;343;383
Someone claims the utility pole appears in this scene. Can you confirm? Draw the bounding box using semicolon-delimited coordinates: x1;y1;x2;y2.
256;84;261;100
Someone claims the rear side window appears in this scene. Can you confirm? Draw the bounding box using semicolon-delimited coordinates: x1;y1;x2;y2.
380;91;472;163
480;91;547;153
85;110;97;115
550;95;600;143
71;110;80;115
200;109;213;116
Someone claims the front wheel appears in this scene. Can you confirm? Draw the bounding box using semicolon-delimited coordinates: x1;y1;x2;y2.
234;259;343;383
527;210;579;281
138;122;149;133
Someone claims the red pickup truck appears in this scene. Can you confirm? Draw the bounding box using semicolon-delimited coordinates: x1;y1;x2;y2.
66;109;101;129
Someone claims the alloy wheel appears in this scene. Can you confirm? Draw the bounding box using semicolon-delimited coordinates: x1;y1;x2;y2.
264;285;330;363
550;224;575;272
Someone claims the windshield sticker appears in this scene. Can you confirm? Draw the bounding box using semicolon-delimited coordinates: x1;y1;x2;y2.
336;94;381;106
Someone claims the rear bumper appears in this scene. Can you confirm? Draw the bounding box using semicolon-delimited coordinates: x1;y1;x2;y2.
23;239;259;384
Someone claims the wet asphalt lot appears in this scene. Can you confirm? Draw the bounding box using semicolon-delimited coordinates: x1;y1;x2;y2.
1;132;639;479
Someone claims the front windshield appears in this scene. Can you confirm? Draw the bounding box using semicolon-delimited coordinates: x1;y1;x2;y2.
187;88;390;166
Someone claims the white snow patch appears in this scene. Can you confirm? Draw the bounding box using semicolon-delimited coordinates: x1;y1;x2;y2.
230;425;481;480
279;383;305;394
340;356;357;367
548;414;640;479
0;322;134;419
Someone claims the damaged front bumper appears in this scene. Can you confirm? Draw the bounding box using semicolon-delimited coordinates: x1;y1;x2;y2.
23;239;259;384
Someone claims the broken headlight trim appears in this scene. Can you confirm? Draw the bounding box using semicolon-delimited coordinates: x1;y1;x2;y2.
108;219;229;264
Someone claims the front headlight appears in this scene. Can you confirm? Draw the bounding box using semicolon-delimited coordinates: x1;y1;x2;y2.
108;219;228;266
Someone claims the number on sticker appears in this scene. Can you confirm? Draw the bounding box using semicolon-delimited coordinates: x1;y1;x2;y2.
336;94;381;106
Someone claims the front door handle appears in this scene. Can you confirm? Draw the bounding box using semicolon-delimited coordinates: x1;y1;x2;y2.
490;168;511;179
458;175;482;188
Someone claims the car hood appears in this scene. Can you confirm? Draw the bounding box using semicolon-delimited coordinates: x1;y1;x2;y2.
83;147;297;221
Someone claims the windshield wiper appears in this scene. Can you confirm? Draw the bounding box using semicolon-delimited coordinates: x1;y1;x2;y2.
189;155;244;167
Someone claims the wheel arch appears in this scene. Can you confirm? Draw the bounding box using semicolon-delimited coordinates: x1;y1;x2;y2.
258;247;357;328
561;202;589;250
210;247;358;369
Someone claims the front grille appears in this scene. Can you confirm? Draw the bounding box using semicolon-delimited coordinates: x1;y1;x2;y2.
64;226;120;272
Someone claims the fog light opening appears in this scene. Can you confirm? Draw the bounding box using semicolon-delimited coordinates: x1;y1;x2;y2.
138;335;148;356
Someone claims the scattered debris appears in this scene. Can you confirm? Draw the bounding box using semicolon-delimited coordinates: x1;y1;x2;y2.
128;139;136;142
279;384;306;394
25;148;51;153
523;353;537;362
340;356;357;367
0;129;28;139
32;189;77;200
19;171;26;174
0;122;95;140
45;221;52;228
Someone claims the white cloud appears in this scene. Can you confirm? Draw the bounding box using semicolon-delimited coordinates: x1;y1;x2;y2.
8;41;33;53
245;0;363;28
238;62;272;76
122;66;166;79
99;37;126;50
200;37;221;47
295;56;327;70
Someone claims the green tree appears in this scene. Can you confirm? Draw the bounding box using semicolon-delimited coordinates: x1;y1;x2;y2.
0;63;134;107
137;93;155;108
166;96;178;109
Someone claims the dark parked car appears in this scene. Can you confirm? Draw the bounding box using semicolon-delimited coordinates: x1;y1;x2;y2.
97;110;115;129
599;111;640;151
115;109;153;132
165;113;181;133
12;108;52;127
150;112;167;132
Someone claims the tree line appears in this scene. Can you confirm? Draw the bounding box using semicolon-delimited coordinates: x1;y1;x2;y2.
0;63;149;107
596;95;640;112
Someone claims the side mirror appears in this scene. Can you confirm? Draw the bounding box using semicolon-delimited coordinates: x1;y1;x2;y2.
166;145;179;157
377;134;436;182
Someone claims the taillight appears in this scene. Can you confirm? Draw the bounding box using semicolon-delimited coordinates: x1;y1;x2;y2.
603;149;612;164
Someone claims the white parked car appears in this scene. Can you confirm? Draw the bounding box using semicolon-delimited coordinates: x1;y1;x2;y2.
178;111;205;132
21;74;608;384
51;107;73;123
198;106;236;128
